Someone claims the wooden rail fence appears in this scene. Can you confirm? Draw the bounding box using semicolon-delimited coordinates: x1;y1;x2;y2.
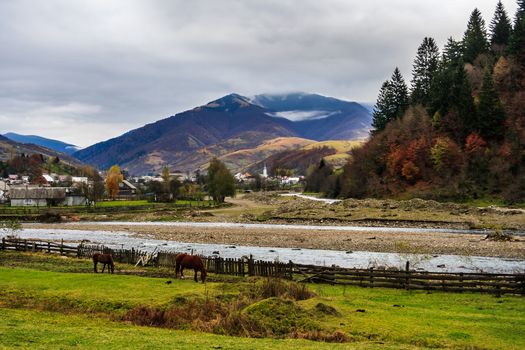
1;237;524;295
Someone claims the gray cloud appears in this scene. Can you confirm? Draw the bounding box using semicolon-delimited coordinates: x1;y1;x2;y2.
0;0;518;147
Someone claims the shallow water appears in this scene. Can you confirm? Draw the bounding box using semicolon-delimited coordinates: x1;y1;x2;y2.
5;228;524;274
65;221;506;235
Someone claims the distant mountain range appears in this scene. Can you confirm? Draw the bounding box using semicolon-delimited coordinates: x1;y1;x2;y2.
0;135;82;167
3;132;80;155
73;93;371;175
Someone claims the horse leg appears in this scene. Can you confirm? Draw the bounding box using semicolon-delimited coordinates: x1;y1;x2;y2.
110;263;114;274
102;263;106;273
94;261;98;273
194;269;198;283
180;266;184;279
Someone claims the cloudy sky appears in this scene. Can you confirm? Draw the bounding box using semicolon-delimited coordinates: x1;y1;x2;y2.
0;0;518;147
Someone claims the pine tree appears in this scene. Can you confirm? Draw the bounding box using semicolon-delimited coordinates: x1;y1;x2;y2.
411;37;440;106
489;1;512;54
428;38;462;116
442;37;463;67
451;60;477;137
371;81;394;133
371;68;408;133
508;0;525;57
391;67;409;118
463;8;489;63
477;68;505;140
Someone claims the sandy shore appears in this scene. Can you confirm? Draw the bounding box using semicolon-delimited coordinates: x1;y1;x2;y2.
24;222;525;259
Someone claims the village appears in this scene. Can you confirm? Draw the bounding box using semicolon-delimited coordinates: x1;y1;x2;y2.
0;163;305;207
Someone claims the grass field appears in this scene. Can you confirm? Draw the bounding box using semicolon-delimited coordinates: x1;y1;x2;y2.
0;251;524;350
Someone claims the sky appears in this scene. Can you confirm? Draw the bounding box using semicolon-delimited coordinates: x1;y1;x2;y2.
0;0;518;148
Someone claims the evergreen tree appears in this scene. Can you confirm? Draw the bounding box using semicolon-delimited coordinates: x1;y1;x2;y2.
451;60;477;137
477;68;506;140
391;67;409;117
489;1;512;53
442;37;464;67
428;38;462;116
508;0;525;57
411;37;440;106
463;8;489;63
371;68;408;133
371;81;394;133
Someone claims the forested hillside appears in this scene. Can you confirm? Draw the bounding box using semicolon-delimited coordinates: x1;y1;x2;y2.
336;1;525;203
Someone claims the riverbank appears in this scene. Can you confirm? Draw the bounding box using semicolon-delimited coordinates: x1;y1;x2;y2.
24;222;525;259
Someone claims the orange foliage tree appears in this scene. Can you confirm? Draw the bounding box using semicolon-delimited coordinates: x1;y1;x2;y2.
105;165;123;200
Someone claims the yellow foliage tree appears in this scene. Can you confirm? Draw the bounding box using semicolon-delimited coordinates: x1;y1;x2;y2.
105;165;123;200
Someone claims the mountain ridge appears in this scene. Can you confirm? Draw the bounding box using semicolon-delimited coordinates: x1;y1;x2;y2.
3;132;80;155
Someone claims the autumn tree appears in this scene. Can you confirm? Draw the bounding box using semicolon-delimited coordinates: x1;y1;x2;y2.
410;37;440;106
463;8;489;63
206;158;235;203
105;165;123;200
489;1;512;54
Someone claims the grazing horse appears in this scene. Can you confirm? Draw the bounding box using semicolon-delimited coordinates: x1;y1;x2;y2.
176;254;207;283
93;253;114;274
175;253;188;277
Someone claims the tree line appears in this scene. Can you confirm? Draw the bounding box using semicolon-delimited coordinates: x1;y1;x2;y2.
307;1;525;202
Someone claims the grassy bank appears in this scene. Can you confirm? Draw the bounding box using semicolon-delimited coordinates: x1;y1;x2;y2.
1;251;524;349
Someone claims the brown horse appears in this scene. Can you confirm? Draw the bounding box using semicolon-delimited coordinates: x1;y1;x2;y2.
176;253;207;283
93;253;114;274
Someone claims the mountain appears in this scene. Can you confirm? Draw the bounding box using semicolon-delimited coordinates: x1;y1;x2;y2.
0;135;83;167
74;93;371;174
252;93;371;140
3;132;80;155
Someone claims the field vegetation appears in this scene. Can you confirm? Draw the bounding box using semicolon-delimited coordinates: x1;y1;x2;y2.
1;251;524;349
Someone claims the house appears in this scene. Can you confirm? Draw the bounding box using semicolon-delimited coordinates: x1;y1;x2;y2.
71;176;88;184
42;174;55;184
0;180;9;203
9;186;88;207
281;176;302;185
10;186;67;206
118;180;138;196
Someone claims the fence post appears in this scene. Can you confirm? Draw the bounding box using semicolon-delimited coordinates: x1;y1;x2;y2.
459;273;464;293
60;239;64;255
1;237;4;250
288;260;293;280
47;242;51;253
405;261;410;290
248;254;254;276
369;268;374;288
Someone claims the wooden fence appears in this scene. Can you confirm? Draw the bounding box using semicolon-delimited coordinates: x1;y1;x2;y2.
0;201;218;218
1;237;524;295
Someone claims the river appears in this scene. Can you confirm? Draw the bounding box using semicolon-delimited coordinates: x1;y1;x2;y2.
4;227;524;274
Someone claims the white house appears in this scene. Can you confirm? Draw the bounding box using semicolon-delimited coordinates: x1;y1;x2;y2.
0;180;8;203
